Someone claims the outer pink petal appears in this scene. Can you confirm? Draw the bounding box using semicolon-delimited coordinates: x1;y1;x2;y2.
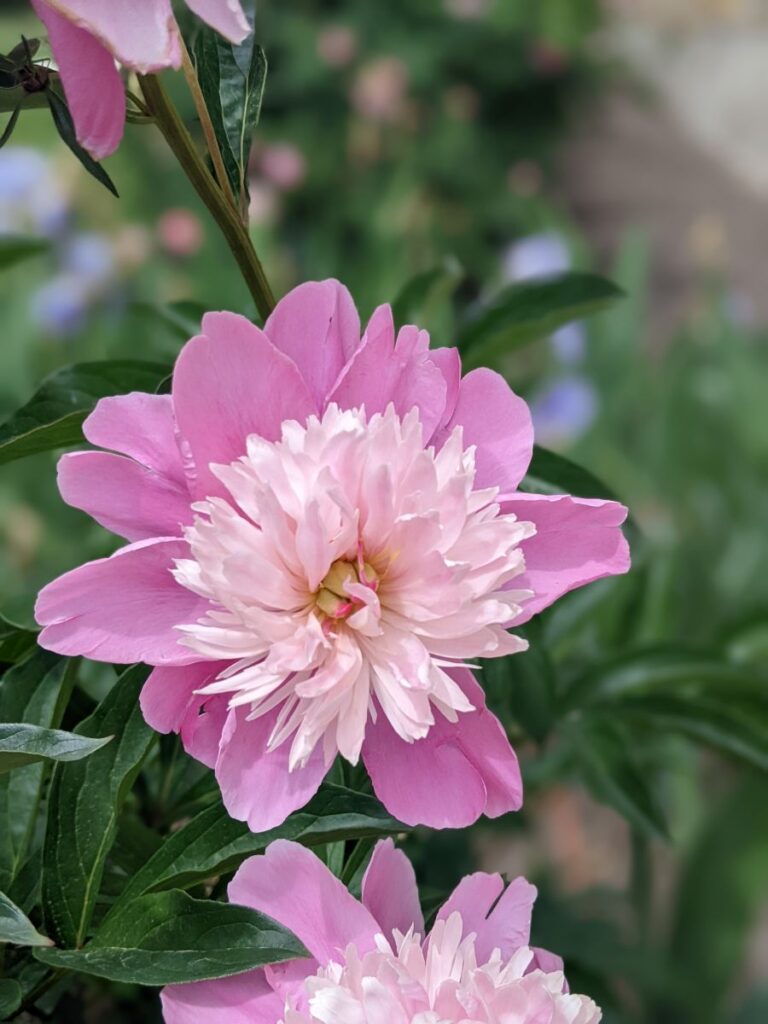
184;0;250;42
437;872;537;962
44;0;181;72
172;312;316;500
140;661;226;735
361;838;424;936
329;307;447;437
32;0;125;159
83;393;186;485
214;706;327;832
264;280;361;406
362;669;522;828
161;969;282;1024
35;538;209;665
57;451;191;542
500;493;631;624
426;345;461;439
434;367;533;491
181;693;229;769
228;841;380;962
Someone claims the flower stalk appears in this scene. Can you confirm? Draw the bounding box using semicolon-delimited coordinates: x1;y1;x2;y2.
138;73;275;320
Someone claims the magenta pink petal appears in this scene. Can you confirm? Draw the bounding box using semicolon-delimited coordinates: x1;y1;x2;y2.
361;838;424;936
44;0;181;72
425;345;461;439
437;872;537;962
434;367;533;490
35;538;208;665
172;312;316;500
57;451;191;542
228;841;380;962
140;661;225;735
32;0;125;158
83;393;186;485
184;0;250;42
180;694;229;769
264;280;361;406
328;308;447;437
214;706;327;832
500;493;630;624
161;969;282;1024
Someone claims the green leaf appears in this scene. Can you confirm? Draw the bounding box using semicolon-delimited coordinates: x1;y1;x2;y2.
458;272;623;369
35;889;305;985
133;299;206;340
194;6;267;206
521;445;620;501
0;724;110;773
392;259;463;329
0;360;169;466
0;234;48;269
482;621;557;743
45;87;118;197
0;890;52;946
0;615;37;666
572;718;669;839
0;979;21;1019
42;665;154;948
0;650;72;892
109;782;404;914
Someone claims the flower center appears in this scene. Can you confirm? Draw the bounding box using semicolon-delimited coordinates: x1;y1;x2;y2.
315;558;380;620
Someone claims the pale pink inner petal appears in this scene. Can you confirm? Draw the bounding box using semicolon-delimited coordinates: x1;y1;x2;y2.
184;0;251;43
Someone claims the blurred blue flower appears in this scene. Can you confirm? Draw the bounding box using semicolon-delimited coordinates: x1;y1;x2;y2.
30;274;91;338
502;232;570;282
529;375;597;448
0;146;69;236
63;232;115;285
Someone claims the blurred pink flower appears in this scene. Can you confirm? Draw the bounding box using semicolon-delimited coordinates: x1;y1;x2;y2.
30;0;251;158
351;57;410;123
247;179;280;225
35;279;629;831
258;143;307;192
316;24;358;68
157;208;204;258
161;839;602;1024
444;0;490;20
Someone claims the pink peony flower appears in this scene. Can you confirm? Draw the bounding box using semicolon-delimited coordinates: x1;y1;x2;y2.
35;279;630;831
30;0;251;159
160;838;602;1023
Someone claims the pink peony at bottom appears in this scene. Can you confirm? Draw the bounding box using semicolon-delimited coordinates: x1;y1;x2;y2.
160;839;601;1024
35;279;630;831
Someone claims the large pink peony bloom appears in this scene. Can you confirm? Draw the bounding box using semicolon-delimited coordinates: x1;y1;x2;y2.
30;0;251;158
35;280;630;830
160;838;601;1023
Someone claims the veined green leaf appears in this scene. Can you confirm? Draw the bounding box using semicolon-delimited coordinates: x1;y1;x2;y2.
0;979;21;1019
0;724;109;773
0;890;52;947
0;615;37;666
46;87;118;197
35;890;305;985
42;665;154;948
459;272;623;369
0;360;169;466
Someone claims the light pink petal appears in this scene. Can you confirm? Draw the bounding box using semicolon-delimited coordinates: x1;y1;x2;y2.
161;969;282;1024
437;872;537;962
214;706;327;832
329;308;447;437
184;0;250;42
140;661;225;734
32;0;125;158
500;493;630;624
44;0;181;72
434;367;533;491
228;841;380;962
35;538;209;665
83;393;186;485
57;451;191;542
264;280;361;406
362;668;522;828
172;312;316;500
361;838;424;936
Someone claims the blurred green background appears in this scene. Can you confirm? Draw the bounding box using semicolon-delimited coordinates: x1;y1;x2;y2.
0;1;767;1022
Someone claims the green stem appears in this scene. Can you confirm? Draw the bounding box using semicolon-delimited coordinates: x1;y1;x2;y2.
138;73;275;320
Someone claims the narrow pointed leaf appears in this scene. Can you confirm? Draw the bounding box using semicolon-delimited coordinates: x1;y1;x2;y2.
42;665;154;948
35;890;305;985
0;360;169;466
0;890;52;946
0;234;49;269
0;724;109;773
45;87;118;197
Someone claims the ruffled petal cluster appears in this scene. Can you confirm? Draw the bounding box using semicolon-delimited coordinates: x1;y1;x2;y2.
161;839;602;1024
35;279;630;830
30;0;250;157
